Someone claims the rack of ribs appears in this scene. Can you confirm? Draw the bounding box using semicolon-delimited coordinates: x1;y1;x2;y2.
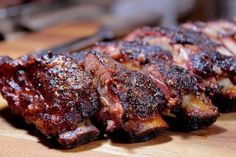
125;24;236;113
0;52;100;148
0;20;235;148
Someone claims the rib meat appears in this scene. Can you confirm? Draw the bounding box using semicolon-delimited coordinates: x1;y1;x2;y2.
94;41;219;130
84;50;168;141
183;20;236;56
125;25;236;112
0;52;100;148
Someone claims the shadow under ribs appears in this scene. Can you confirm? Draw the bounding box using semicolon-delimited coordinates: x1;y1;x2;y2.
0;52;100;148
84;51;168;141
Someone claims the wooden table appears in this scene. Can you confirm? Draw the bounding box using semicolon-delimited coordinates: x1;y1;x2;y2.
0;21;100;58
0;21;236;157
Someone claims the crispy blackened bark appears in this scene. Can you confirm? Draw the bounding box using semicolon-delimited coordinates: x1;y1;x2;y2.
84;51;168;142
189;51;236;77
147;62;219;130
0;52;100;148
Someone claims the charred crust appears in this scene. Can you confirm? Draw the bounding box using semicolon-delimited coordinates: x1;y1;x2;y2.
34;53;99;119
204;83;223;98
118;41;173;63
110;70;167;120
58;127;100;149
107;127;165;143
152;61;203;95
212;93;236;113
126;26;219;52
90;51;167;120
164;107;220;131
160;26;219;51
191;51;236;77
96;40;174;80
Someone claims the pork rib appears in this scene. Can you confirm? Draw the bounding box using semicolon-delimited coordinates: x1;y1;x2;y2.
0;52;100;148
84;51;168;141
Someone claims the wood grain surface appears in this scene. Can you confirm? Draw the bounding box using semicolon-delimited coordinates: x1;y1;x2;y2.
0;21;100;58
0;21;236;157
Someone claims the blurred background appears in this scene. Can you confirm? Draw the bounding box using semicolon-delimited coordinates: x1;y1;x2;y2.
0;0;235;45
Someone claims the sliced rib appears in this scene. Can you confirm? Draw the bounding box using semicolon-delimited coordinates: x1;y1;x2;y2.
84;51;168;141
0;52;100;148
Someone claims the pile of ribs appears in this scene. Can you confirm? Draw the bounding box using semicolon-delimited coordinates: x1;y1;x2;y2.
0;20;235;148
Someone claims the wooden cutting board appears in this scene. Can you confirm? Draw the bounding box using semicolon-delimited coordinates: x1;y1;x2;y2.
0;21;236;157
